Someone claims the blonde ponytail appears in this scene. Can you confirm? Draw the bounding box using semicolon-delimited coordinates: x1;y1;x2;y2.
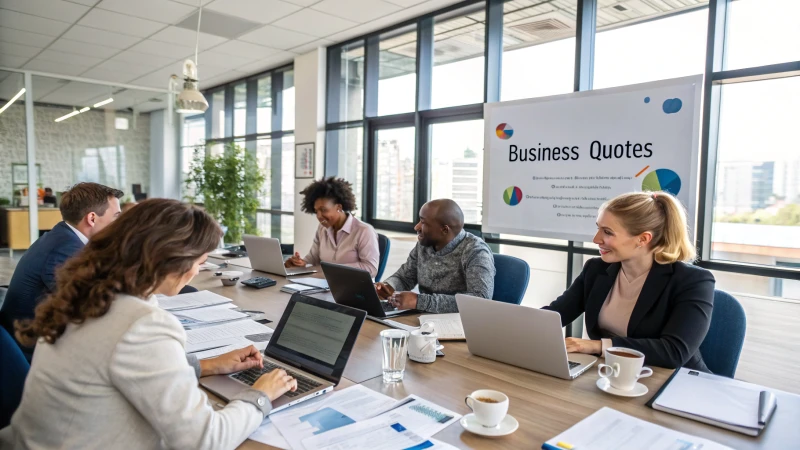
601;191;696;264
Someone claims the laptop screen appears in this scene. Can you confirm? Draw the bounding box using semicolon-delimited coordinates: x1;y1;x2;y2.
266;294;366;383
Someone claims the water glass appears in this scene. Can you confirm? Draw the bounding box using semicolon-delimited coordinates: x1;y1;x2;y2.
381;329;410;383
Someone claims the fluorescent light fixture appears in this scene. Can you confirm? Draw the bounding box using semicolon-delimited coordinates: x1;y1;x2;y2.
0;88;26;115
55;110;81;122
79;107;90;113
93;98;114;108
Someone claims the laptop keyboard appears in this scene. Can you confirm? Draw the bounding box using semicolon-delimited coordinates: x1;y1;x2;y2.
568;361;581;370
230;361;323;398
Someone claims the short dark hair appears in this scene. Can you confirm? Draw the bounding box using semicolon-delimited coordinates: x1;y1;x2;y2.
60;182;124;225
299;177;357;214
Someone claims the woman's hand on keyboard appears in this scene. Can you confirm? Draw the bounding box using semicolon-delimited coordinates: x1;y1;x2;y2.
252;369;298;401
199;345;264;376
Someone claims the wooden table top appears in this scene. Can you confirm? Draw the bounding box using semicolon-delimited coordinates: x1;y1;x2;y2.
191;264;799;449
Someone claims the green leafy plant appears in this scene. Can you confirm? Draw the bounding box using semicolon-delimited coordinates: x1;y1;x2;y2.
0;197;10;206
184;142;266;243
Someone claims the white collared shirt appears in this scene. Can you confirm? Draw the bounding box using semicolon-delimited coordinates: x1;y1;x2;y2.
66;222;89;245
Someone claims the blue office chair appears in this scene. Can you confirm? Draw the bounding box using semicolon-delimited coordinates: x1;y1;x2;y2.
1;325;30;428
179;285;199;294
699;290;746;378
491;254;530;305
375;234;391;282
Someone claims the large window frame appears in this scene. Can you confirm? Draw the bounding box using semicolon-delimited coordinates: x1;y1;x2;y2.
324;0;800;336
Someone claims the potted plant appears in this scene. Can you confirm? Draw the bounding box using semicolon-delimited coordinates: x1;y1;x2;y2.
184;142;266;244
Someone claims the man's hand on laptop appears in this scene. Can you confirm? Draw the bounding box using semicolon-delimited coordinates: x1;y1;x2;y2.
252;369;298;401
199;345;263;376
374;282;395;300
284;252;307;268
389;291;418;310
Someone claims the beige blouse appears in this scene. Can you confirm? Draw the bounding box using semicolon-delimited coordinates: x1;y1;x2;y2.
597;268;650;354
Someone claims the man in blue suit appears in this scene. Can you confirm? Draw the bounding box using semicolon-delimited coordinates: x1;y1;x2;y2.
1;183;123;359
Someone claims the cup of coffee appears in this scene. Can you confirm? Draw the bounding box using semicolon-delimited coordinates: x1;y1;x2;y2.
464;390;509;428
597;347;653;391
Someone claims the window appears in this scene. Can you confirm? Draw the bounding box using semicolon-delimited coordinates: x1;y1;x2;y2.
328;42;365;123
280;135;295;212
378;26;417;116
431;7;485;109
375;127;416;221
725;0;800;70
181;116;205;187
594;4;708;90
501;0;576;101
326;127;364;212
255;138;273;209
211;90;225;138
233;83;246;136
257;77;272;133
710;76;800;268
257;213;294;244
429;120;484;224
282;70;295;131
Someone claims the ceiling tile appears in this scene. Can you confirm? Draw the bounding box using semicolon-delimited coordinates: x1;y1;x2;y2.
131;66;181;88
197;50;255;69
95;0;195;24
272;9;357;37
236;51;294;74
24;59;87;76
0;74;26;99
384;0;428;6
128;39;194;59
193;63;235;79
80;67;137;83
0;0;90;22
205;0;300;25
79;9;167;38
40;82;113;106
0;28;57;48
37;49;105;67
0;41;42;58
29;76;65;100
0;53;28;68
312;0;400;23
62;0;100;5
109;50;177;69
93;60;155;78
238;25;317;50
210;40;281;59
288;38;331;55
171;0;214;5
149;26;227;50
282;0;322;5
62;26;142;50
47;38;120;58
0;9;72;37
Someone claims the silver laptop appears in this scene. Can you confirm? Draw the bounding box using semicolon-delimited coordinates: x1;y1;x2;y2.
200;294;366;413
243;235;317;276
456;294;597;380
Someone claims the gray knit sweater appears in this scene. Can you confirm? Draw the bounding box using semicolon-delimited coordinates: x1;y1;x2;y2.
384;230;495;313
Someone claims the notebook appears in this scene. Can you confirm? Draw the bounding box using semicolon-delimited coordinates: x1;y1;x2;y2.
646;367;778;436
419;313;465;340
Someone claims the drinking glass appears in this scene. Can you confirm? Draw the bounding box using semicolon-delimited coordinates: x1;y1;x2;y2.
380;329;410;382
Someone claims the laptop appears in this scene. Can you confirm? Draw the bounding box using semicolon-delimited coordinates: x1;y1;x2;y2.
456;294;597;380
243;235;317;277
200;294;366;412
321;262;413;319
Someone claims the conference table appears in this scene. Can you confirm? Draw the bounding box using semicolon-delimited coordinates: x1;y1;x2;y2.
195;257;799;449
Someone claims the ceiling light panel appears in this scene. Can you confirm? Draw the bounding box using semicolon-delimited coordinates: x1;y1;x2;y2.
175;10;262;39
205;0;301;25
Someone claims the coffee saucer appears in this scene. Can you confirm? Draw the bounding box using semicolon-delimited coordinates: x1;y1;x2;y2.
460;414;519;437
596;377;649;397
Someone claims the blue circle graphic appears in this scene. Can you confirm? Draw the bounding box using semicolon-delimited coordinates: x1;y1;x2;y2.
644;97;650;103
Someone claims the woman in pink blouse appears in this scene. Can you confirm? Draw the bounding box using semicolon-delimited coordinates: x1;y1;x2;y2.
285;177;380;278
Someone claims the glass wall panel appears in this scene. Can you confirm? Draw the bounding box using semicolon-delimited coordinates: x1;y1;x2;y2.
328;42;365;123
257;76;272;133
282;70;295;131
429;120;484;224
210;90;225;138
378;26;417;116
327;127;364;215
375;127;416;221
233;82;246;137
725;0;800;71
431;6;485;109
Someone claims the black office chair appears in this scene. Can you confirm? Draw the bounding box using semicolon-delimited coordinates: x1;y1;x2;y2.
179;285;199;294
376;234;391;282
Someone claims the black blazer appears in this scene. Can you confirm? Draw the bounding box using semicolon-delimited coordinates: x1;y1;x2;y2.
545;257;715;371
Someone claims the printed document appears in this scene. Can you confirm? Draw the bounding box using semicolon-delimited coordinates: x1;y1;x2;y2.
172;304;247;324
185;320;273;351
157;290;232;311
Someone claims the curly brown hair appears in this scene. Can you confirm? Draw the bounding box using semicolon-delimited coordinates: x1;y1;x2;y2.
299;176;358;214
15;199;222;347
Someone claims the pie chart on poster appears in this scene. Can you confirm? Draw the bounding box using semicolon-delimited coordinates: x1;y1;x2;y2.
642;169;681;196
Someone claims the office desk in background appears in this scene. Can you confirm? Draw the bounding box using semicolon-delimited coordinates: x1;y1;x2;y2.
0;207;62;255
189;268;800;449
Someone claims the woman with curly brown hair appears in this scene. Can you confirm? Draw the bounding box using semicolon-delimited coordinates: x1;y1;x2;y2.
285;177;380;277
0;199;296;450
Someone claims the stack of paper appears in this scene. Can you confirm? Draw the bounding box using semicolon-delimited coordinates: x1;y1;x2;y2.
172;304;248;325
158;290;232;311
419;314;464;340
185;320;273;353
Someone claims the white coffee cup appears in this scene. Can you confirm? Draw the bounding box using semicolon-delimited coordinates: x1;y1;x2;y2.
598;347;653;391
464;390;509;428
407;329;442;363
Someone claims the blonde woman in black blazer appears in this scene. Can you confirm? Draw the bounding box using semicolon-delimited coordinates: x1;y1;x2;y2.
545;192;715;371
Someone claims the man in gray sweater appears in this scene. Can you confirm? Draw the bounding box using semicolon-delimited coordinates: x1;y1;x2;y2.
375;199;495;314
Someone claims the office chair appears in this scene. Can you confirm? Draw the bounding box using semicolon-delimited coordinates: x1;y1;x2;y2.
375;234;391;282
699;290;747;378
1;325;29;428
179;285;199;294
491;254;530;305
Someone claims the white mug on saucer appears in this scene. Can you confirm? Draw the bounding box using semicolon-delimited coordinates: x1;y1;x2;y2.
598;347;653;391
464;390;509;428
407;329;442;363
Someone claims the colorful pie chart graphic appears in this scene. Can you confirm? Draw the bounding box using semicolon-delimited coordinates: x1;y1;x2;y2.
642;169;681;196
496;123;513;140
503;186;522;206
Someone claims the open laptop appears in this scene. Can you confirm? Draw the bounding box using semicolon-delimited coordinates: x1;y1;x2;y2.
200;294;366;413
243;235;317;277
321;262;413;319
456;294;597;380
